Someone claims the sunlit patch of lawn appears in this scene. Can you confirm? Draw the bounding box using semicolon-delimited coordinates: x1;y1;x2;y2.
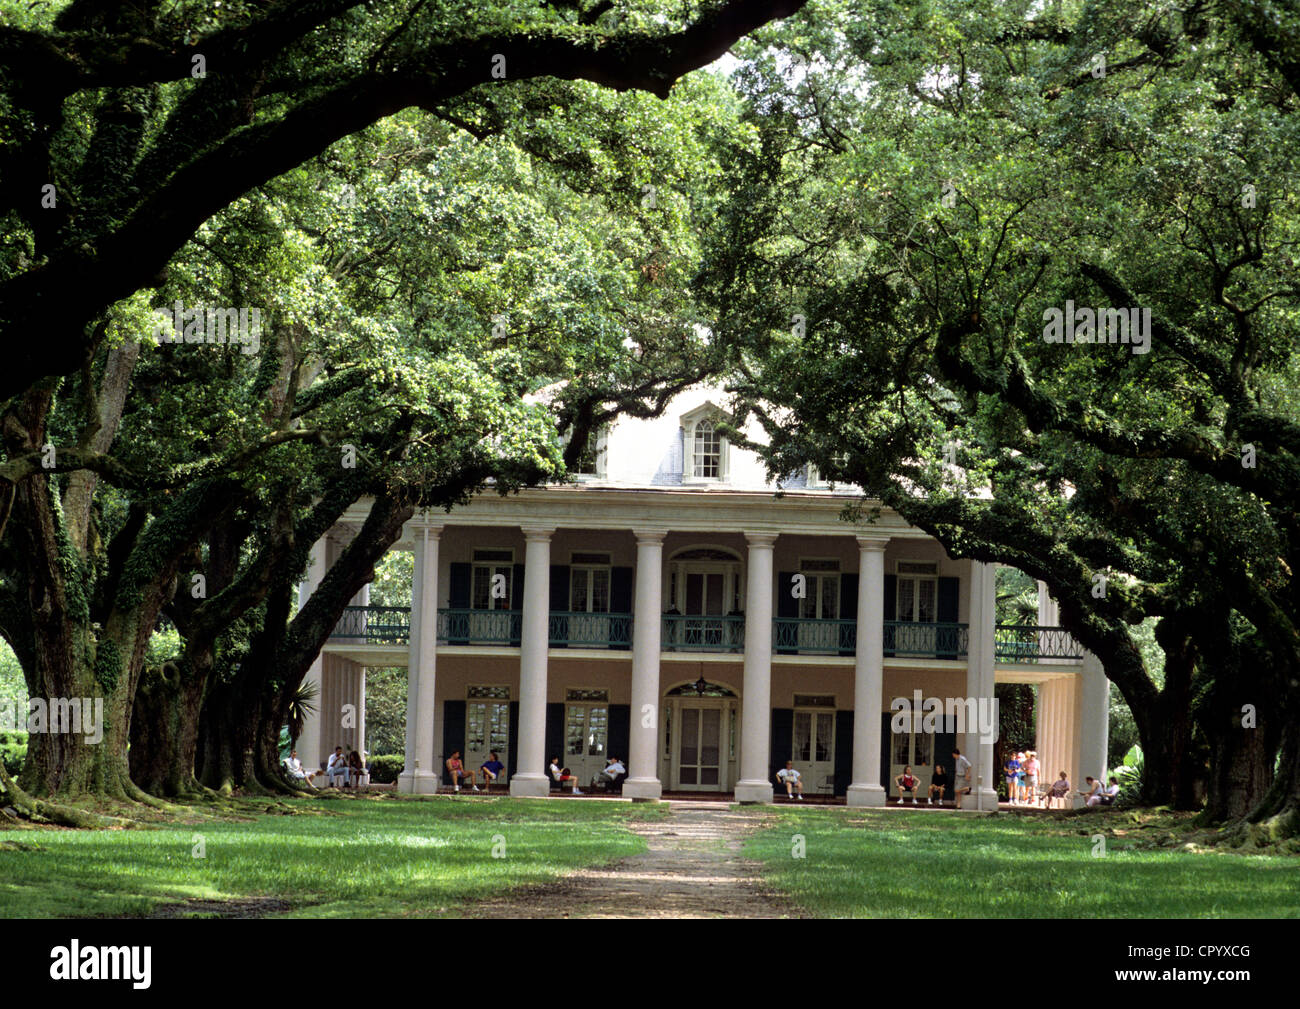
0;796;666;918
741;807;1300;918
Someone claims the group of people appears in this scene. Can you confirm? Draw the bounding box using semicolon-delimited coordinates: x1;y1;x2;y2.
548;755;627;794
439;750;629;795
283;745;366;789
443;750;506;792
892;749;977;807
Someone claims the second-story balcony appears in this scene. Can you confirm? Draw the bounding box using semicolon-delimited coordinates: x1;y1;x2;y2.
661;614;745;653
329;605;1081;664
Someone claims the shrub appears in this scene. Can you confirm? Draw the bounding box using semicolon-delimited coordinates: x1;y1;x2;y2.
367;754;404;784
0;729;28;776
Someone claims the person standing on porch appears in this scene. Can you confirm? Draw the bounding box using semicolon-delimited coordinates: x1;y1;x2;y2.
1004;752;1022;804
776;761;804;800
1023;752;1040;803
952;749;973;808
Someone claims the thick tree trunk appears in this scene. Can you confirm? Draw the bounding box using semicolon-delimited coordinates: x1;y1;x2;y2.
129;659;209;798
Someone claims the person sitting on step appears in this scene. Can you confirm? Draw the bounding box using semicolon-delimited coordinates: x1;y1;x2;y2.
895;765;921;804
446;750;480;792
549;756;582;794
776;760;804;800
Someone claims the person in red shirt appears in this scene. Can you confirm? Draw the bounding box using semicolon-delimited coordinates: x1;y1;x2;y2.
895;765;921;804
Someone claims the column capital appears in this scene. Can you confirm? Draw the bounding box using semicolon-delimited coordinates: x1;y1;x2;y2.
744;532;779;548
520;525;555;541
421;524;443;541
855;536;890;552
633;528;668;545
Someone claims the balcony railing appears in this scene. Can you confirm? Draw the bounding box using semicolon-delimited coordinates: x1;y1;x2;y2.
662;614;745;653
331;605;412;645
884;621;969;658
329;607;1079;663
994;624;1083;662
437;608;522;645
549;611;633;649
773;617;856;655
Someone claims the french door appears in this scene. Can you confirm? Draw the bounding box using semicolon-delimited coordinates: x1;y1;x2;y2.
792;709;835;791
564;702;608;784
465;697;509;775
674;703;724;790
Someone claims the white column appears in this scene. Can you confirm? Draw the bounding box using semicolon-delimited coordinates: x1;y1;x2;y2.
397;539;420;793
847;537;888;807
297;536;328;771
624;530;666;801
1078;651;1109;786
734;532;777;803
354;583;369;761
964;560;999;810
400;525;441;794
511;527;553;797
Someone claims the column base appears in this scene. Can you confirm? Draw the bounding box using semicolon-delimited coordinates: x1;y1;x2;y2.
734;779;774;804
956;787;999;811
397;770;441;795
845;783;887;807
621;777;662;801
509;773;551;798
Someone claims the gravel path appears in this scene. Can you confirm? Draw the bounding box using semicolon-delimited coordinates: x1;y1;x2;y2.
466;800;805;919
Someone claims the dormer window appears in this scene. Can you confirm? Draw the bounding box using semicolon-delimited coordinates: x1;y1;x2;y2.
568;425;608;480
694;420;722;478
680;403;730;484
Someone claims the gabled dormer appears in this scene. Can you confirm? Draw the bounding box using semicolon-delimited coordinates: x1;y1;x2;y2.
679;401;732;485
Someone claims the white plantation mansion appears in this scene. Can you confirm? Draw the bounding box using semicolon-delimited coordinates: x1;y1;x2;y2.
297;387;1109;806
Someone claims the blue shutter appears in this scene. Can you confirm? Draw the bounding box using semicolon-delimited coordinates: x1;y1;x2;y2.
776;572;798;655
448;563;470;644
769;708;794;785
610;567;633;651
883;573;897;657
608;705;631;769
834;710;854;795
507;701;519;779
442;700;465;785
510;563;525;645
544;703;565;780
937;576;959;658
839;571;858;656
550;565;570;648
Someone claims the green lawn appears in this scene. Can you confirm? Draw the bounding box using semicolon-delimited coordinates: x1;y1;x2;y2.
742;807;1300;917
0;796;665;918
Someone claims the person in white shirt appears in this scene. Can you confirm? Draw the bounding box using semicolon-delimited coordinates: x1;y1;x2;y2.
326;745;350;787
284;750;317;788
549;757;583;794
594;757;626;788
776;760;804;800
951;749;973;808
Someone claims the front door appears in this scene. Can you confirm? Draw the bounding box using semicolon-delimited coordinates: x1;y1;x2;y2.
675;704;723;790
465;697;509;777
793;708;835;792
564;701;608;785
